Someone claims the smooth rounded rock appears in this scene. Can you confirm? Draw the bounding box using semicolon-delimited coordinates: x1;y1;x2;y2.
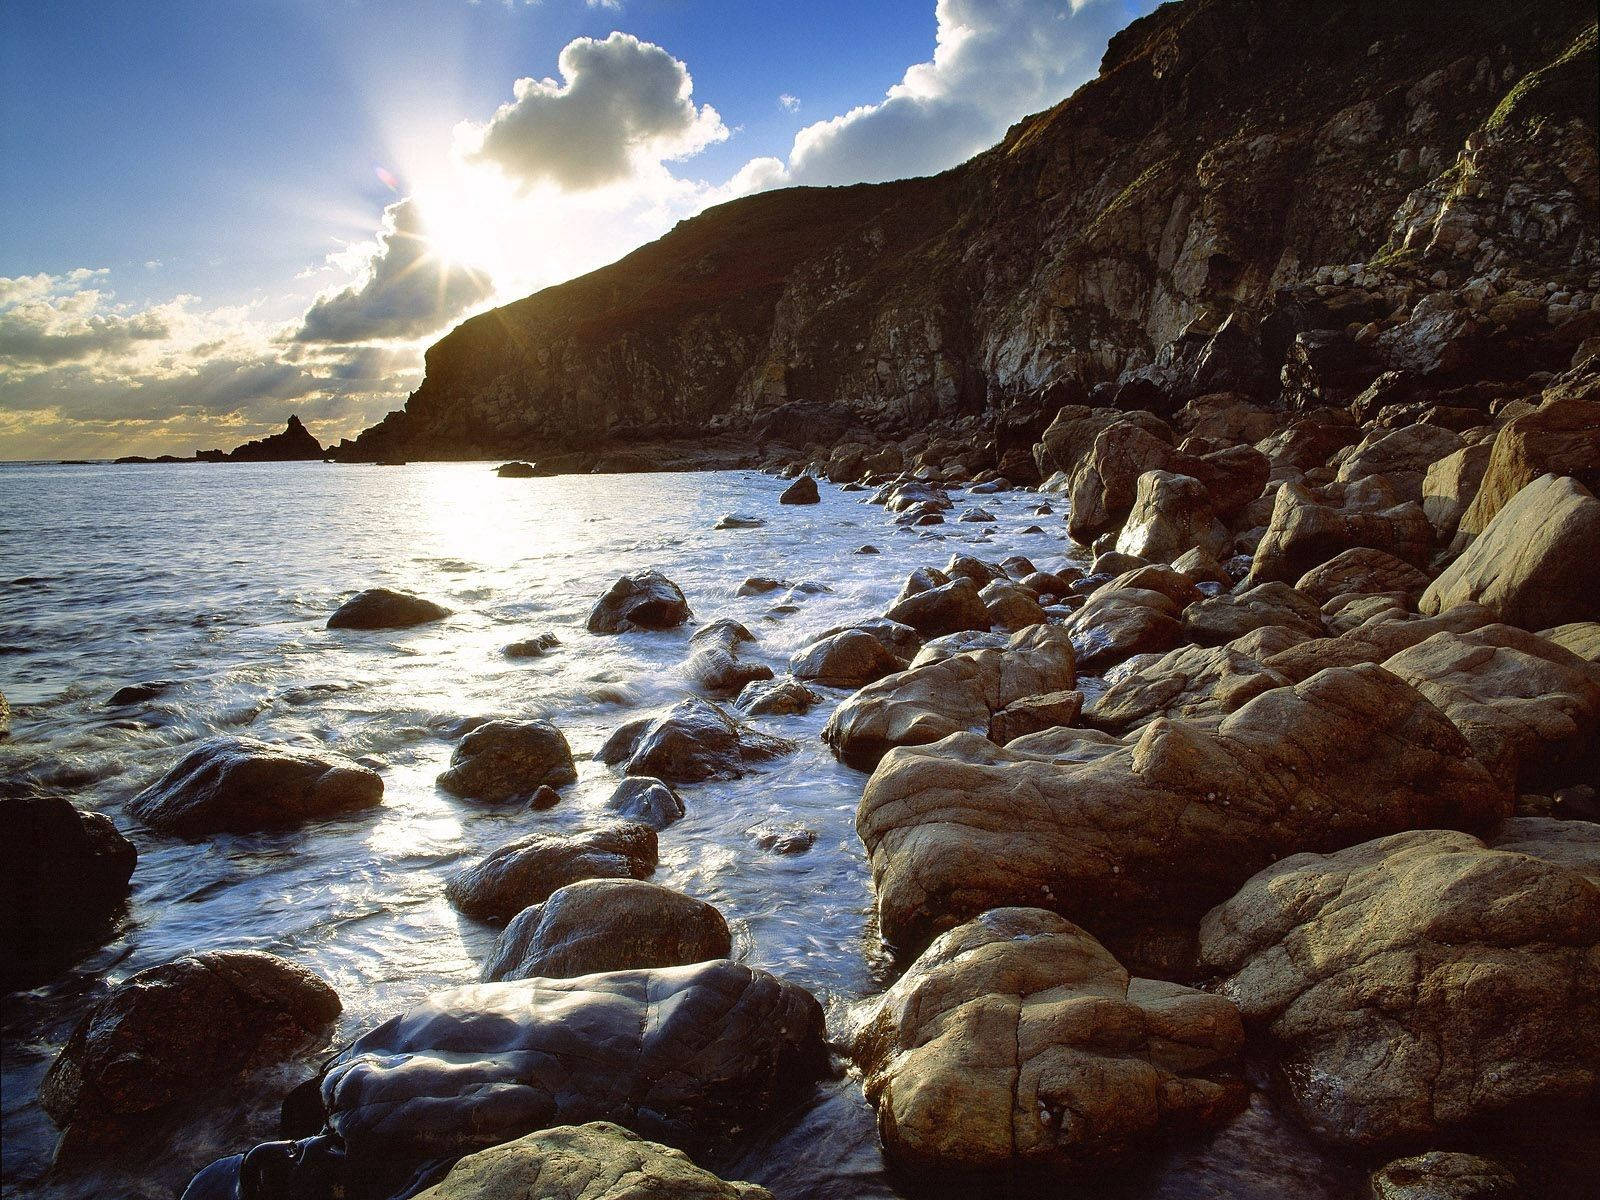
446;824;659;923
437;720;577;803
327;588;451;630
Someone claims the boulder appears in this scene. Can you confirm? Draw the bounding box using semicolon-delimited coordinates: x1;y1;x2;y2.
1258;603;1501;685
410;1123;772;1200
496;461;535;478
1336;424;1464;499
683;621;773;698
503;632;559;658
437;720;577;803
446;824;658;923
977;579;1046;631
1421;474;1600;629
1199;825;1600;1148
1249;483;1432;585
1294;547;1431;606
481;878;730;982
715;514;766;530
735;677;819;716
1369;1152;1518;1200
327;588;451;630
824;625;1075;770
1382;624;1600;790
1422;442;1493;536
858;664;1509;962
779;475;820;504
587;570;691;634
1062;586;1182;674
1180;582;1325;646
1457;389;1600;536
746;823;816;855
604;776;685;830
197;962;828;1199
853;908;1244;1173
988;689;1083;745
883;577;991;638
129;737;383;836
624;698;795;783
1;788;137;987
1114;471;1229;564
1541;620;1600;662
41;951;339;1148
107;680;177;706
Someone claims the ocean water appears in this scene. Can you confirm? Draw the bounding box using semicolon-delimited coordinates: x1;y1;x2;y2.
0;461;1361;1199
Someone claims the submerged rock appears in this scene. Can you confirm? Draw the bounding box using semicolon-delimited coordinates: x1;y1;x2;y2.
624;697;794;783
106;680;177;706
503;632;559;658
587;570;692;634
410;1123;773;1200
1;788;137;987
189;962;827;1199
129;737;383;836
327;588;451;630
854;908;1244;1173
436;719;577;803
716;513;766;529
42;951;339;1150
683;620;773;697
481;878;730;982
1200;823;1600;1148
747;822;817;855
446;823;659;923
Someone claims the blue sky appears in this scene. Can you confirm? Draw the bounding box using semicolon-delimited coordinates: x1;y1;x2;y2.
1;0;1156;458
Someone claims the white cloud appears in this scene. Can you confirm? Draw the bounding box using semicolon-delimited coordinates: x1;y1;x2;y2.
294;197;494;344
456;31;726;191
0;271;171;366
778;93;800;112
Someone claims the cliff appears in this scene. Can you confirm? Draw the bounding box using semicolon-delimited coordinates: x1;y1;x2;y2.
335;0;1598;464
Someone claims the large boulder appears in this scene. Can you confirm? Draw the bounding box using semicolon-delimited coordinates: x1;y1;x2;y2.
1422;442;1494;536
1114;471;1230;564
883;576;991;638
481;878;730;982
436;720;577;803
1294;546;1431;607
853;908;1244;1173
327;588;450;630
1198;824;1600;1148
41;951;339;1149
790;629;907;688
2;788;137;988
129;738;383;836
1457;389;1600;535
1335;424;1464;499
622;698;795;783
1248;482;1432;585
1421;474;1600;629
824;625;1075;770
587;571;691;634
857;664;1510;963
1062;586;1183;674
194;962;828;1200
1382;624;1600;790
1180;581;1325;646
779;475;820;504
446;824;658;923
410;1123;772;1200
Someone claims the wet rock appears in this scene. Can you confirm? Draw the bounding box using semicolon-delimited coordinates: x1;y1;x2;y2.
883;576;991;638
1422;474;1600;629
202;961;827;1198
1249;483;1432;585
604;776;685;830
1369;1152;1518;1200
437;720;577;803
446;824;658;923
503;632;559;658
736;576;786;596
856;545;880;555
481;878;729;982
327;588;451;630
625;697;795;783
129;737;383;836
527;784;561;811
1457;388;1600;536
587;570;692;634
854;908;1244;1173
779;475;820;505
597;716;653;765
1199;824;1600;1148
1062;585;1182;674
1383;623;1600;790
736;677;818;715
1180;581;1325;645
496;461;535;478
716;513;766;529
410;1122;773;1200
41;950;339;1149
683;620;773;698
1294;547;1431;607
824;625;1074;770
1115;470;1230;564
2;788;137;987
958;507;996;523
988;689;1083;744
107;680;177;706
859;664;1510;963
747;822;816;855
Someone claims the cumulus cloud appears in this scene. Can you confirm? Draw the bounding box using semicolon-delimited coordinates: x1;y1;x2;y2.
457;32;727;191
777;0;1135;187
0;270;173;366
294;197;494;344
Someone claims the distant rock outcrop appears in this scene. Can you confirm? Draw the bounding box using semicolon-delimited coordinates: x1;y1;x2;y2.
226;415;324;462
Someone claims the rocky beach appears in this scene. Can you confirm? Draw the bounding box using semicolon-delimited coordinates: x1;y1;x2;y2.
4;0;1600;1198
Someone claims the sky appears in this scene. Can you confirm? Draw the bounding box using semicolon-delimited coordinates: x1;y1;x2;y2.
0;0;1158;460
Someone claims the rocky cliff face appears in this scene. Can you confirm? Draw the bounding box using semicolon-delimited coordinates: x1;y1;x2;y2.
336;0;1598;464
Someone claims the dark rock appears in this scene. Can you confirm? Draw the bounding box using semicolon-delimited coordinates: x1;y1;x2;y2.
129;737;383;836
327;588;451;630
437;720;577;803
791;629;907;688
503;632;559;658
605;776;685;830
883;576;990;638
1370;1152;1518;1200
1;789;137;987
624;698;795;783
481;878;730;982
779;476;820;505
747;822;817;855
226;416;323;463
527;785;561;811
107;681;177;706
683;620;773;697
735;677;819;716
496;461;536;478
716;513;766;529
446;824;658;923
587;570;692;634
856;545;880;555
597;716;654;765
